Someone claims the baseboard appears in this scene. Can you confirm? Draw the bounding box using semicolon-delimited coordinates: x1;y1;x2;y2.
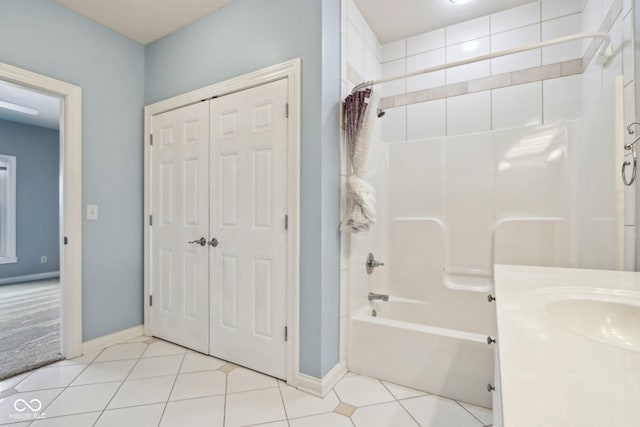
297;360;348;397
0;271;60;285
82;325;145;355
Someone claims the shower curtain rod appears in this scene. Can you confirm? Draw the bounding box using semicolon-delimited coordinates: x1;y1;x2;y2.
352;32;611;94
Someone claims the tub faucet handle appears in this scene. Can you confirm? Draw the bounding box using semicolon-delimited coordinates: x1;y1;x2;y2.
366;253;385;275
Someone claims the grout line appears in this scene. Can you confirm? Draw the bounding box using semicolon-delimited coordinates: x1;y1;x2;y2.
222;368;229;426
93;345;151;426
155;350;186;427
275;379;291;426
34;345;108;420
395;397;423;426
455;400;488;426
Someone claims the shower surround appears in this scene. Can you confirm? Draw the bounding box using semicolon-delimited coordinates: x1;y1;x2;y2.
341;0;636;409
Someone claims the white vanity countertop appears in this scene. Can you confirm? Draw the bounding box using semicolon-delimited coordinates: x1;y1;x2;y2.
494;265;640;427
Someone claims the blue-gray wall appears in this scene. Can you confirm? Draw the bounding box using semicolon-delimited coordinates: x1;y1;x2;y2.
146;0;341;377
0;0;341;378
0;119;60;281
0;0;146;340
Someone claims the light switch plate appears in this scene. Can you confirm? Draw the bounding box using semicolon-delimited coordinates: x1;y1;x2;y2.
87;204;98;220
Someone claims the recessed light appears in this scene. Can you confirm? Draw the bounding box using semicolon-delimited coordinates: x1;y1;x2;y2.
0;100;38;116
450;0;472;4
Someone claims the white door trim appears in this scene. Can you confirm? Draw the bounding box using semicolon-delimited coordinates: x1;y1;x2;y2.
144;59;301;385
0;61;83;359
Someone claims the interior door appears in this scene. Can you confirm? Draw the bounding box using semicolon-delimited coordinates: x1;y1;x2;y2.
151;102;210;354
210;79;289;379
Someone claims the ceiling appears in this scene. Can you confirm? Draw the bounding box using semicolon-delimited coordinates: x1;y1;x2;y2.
53;0;536;46
55;0;232;44
354;0;537;43
0;80;61;130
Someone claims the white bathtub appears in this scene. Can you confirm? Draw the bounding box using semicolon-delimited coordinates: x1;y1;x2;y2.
349;299;495;408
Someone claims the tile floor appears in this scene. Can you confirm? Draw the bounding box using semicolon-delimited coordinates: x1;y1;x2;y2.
0;337;493;426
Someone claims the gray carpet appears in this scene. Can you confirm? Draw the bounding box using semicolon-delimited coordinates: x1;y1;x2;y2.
0;279;62;380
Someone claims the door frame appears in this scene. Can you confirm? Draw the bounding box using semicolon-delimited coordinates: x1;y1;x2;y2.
0;61;83;359
144;59;301;385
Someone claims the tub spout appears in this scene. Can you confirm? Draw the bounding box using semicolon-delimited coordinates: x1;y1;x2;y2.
368;292;389;302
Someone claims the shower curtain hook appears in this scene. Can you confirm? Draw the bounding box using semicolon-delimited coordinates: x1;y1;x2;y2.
627;122;640;135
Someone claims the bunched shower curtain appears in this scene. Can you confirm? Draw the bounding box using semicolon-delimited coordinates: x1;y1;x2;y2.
342;88;377;233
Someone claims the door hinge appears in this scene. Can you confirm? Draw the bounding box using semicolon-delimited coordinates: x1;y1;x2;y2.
149;215;153;226
149;295;153;306
285;103;289;118
284;326;288;342
284;214;289;230
64;236;68;245
150;134;153;146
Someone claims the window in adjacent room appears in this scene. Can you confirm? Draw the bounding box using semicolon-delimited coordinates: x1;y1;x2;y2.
0;154;17;264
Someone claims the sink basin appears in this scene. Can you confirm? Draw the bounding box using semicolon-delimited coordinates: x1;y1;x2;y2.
545;298;640;352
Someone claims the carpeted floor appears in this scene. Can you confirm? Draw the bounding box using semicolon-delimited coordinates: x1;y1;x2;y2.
0;279;62;380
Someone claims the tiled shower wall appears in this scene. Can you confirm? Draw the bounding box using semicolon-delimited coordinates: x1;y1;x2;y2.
378;0;587;141
340;0;637;361
339;0;383;365
581;0;636;270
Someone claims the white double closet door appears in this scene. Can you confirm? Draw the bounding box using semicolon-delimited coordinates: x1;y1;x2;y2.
151;79;289;379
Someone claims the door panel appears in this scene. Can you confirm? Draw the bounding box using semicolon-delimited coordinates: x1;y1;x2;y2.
151;102;210;354
210;79;289;379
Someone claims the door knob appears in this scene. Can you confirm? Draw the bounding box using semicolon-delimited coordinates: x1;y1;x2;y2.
209;238;219;247
188;237;207;247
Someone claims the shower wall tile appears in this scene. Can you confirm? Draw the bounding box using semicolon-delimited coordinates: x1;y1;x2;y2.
445;38;491;84
407;99;447;140
428;81;469;99
381;59;406;97
602;0;617;16
362;22;379;53
491;2;541;34
622;11;634;86
348;21;365;77
406;29;445;56
446;16;490;45
562;58;583;75
492;82;543;130
347;0;366;35
491;24;541;74
624;78;636;148
543;75;583;123
446;91;491;136
542;13;584;64
542;0;585;21
381;40;406;63
406;48;446;92
511;63;562;84
468;73;512;92
364;45;381;81
582;0;603;46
